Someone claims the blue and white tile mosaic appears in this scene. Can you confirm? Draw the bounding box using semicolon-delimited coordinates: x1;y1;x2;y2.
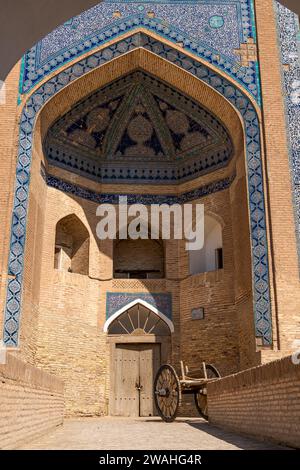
276;2;300;258
42;167;236;205
45;70;234;184
106;292;172;320
19;0;260;103
4;32;272;347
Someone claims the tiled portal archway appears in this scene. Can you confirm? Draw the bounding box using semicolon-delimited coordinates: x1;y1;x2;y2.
3;32;272;347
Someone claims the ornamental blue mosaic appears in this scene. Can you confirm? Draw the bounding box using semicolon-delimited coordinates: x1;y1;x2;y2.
106;292;172;320
276;2;300;261
44;70;234;184
4;32;272;347
19;0;260;103
42;167;236;205
209;15;225;29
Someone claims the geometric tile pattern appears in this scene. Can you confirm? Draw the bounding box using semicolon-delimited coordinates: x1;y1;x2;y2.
45;70;233;183
4;32;272;347
19;0;261;104
276;2;300;260
42;167;236;205
106;292;172;320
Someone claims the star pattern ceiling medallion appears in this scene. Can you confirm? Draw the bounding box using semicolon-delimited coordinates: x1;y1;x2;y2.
44;70;233;183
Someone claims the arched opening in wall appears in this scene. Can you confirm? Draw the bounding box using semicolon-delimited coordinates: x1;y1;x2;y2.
54;214;89;275
105;300;173;417
189;215;223;275
107;301;171;336
10;39;258;408
113;237;165;279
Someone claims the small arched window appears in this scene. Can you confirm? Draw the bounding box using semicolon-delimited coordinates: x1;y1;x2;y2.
105;301;172;336
54;214;89;275
189;215;223;275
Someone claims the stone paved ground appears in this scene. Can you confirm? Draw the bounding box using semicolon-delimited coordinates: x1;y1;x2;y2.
19;418;287;450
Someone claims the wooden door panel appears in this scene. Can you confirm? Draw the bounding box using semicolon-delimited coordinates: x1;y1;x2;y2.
112;345;139;417
111;343;161;417
140;344;161;417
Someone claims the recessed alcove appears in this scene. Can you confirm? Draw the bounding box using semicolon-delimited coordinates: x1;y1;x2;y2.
54;214;89;275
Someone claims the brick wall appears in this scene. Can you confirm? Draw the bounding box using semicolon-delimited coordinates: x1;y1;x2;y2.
0;353;64;450
207;355;300;449
114;239;164;277
34;179;246;415
179;191;240;377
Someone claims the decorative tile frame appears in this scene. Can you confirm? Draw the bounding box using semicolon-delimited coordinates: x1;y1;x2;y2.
4;32;272;347
106;292;173;320
20;0;260;103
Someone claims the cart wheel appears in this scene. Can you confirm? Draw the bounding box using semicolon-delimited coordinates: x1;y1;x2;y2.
154;364;181;422
194;364;220;420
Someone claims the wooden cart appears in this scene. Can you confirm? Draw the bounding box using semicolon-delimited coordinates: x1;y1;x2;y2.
154;361;220;422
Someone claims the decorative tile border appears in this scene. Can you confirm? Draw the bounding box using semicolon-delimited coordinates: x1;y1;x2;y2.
20;0;260;103
276;2;300;261
43;168;236;205
106;292;172;319
4;32;272;346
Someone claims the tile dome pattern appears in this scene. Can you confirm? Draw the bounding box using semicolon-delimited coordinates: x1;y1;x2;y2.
44;71;233;183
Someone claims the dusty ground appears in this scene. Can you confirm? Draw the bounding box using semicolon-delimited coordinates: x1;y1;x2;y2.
19;417;287;450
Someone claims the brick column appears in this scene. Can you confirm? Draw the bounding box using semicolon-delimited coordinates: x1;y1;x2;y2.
255;0;300;354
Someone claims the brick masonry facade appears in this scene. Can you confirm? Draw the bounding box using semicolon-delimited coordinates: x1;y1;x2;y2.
0;0;299;437
0;353;64;450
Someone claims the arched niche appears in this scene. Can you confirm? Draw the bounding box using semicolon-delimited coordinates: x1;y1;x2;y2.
189;215;223;275
114;238;165;279
54;214;89;275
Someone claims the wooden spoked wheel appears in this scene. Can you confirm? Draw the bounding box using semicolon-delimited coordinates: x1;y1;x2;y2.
194;364;221;420
154;365;181;422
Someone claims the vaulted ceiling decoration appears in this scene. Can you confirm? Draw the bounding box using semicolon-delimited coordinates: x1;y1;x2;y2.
44;71;233;183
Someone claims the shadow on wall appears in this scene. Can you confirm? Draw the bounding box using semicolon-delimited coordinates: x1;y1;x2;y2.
186;420;286;450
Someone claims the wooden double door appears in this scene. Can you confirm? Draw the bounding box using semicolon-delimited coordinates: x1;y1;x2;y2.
111;343;161;417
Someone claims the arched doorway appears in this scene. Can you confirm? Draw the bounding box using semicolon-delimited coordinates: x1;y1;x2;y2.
105;299;173;417
189;214;223;275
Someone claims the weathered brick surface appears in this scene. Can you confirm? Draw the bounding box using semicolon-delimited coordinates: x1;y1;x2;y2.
207;356;300;449
33;182;249;415
0;353;64;450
